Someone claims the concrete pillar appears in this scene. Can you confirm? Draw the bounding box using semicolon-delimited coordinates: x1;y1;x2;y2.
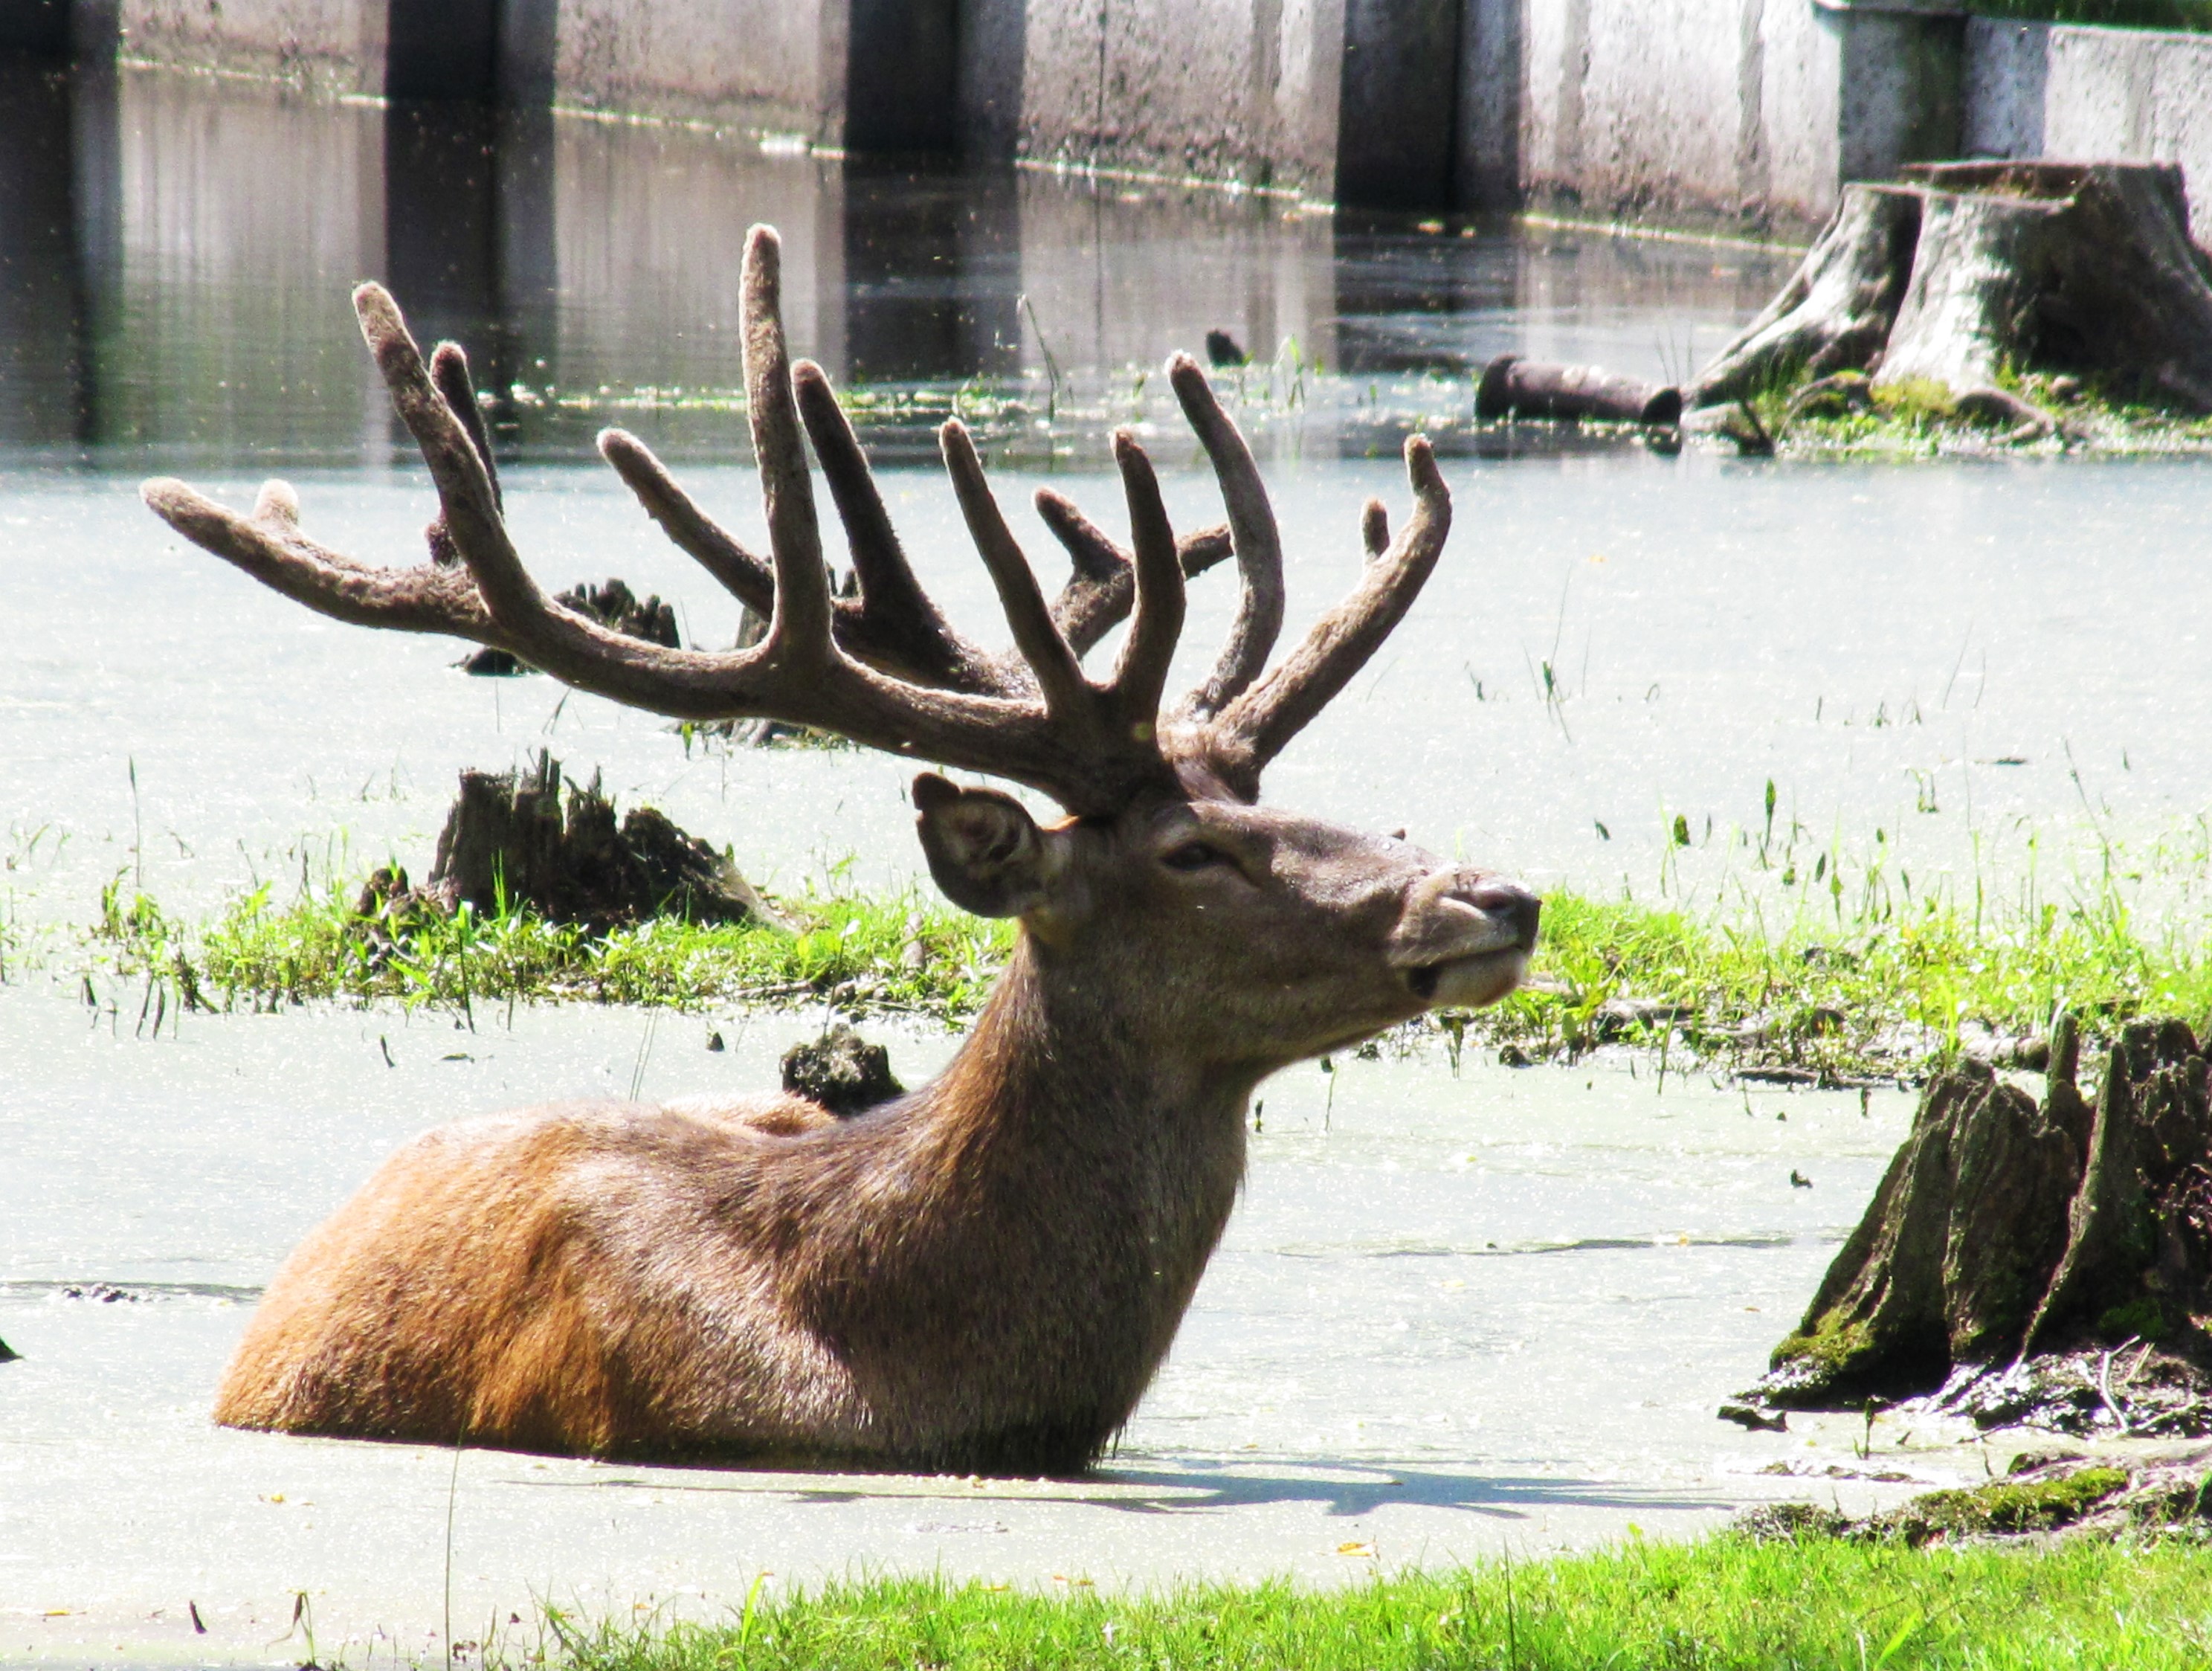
1455;0;1523;210
958;0;1027;156
1336;0;1460;206
845;0;958;152
1831;0;1961;183
0;0;73;54
0;59;109;448
387;0;500;99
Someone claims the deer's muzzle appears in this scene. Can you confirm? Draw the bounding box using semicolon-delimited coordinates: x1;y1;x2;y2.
1387;871;1541;1009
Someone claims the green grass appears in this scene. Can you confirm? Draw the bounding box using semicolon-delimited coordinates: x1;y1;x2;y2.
77;875;1013;1028
1481;880;2212;1078
55;843;2212;1080
538;1538;2212;1670
1726;369;2212;459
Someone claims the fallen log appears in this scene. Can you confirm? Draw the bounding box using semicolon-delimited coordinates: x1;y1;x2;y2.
1695;161;2212;415
1733;1016;2212;1434
1477;354;1683;426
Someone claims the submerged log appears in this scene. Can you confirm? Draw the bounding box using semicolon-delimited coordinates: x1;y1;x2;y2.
461;577;680;677
1477;355;1683;426
355;752;776;936
1740;1017;2212;1429
1695;162;2212;414
781;1023;906;1116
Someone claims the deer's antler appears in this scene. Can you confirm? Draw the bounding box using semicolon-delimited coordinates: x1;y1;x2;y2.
599;367;1234;695
142;223;1448;815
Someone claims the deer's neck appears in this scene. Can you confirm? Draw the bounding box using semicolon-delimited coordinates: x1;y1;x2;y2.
867;935;1253;1371
922;933;1254;1227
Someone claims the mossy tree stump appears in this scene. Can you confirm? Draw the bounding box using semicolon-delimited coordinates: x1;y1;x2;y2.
1694;162;2212;413
1749;1016;2212;1420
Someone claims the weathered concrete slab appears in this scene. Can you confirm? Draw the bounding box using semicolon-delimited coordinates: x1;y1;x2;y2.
1967;18;2212;245
118;0;387;96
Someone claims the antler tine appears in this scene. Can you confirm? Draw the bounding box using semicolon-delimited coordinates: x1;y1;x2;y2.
430;342;501;512
360;282;545;625
939;419;1092;724
741;226;833;660
1199;437;1451;800
1361;499;1390;559
1106;431;1185;724
1165;354;1285;722
792;361;1002;691
1034;489;1234;658
422;342;499;567
599;427;777;616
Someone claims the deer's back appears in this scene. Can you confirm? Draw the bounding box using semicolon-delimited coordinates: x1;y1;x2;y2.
213;1097;870;1457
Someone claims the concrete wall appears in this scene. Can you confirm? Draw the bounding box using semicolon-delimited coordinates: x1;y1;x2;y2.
1967;17;2212;243
28;0;2212;233
1463;0;1965;234
119;0;387;94
1011;0;1343;192
552;0;839;135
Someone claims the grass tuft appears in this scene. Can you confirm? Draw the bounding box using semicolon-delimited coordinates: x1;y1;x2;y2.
536;1536;2212;1670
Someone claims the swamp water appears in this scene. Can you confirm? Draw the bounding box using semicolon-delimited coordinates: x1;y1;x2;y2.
2;59;2211;1665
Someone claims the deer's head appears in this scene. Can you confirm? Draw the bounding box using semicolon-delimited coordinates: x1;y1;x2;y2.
143;226;1536;1074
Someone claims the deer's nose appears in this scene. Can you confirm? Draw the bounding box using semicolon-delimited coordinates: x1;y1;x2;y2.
1387;869;1541;968
1457;878;1541;950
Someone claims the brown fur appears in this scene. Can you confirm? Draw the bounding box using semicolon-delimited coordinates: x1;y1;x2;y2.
216;796;1537;1473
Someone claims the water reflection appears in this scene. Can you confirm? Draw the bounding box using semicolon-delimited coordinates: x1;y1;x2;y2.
0;62;1796;471
0;60;101;451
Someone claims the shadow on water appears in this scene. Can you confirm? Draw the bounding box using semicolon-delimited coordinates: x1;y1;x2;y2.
0;60;1797;472
519;1460;1734;1522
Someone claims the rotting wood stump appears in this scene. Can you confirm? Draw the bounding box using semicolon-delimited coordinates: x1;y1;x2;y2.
352;751;778;941
781;1023;906;1116
1693;161;2212;414
1735;1015;2212;1435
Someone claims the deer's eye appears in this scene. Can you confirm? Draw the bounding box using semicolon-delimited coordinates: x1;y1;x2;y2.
1161;840;1230;873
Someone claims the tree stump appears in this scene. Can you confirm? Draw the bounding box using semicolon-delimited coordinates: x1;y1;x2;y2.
780;1023;906;1116
1692;187;1924;407
354;753;778;938
1741;1016;2212;1430
1694;163;2212;414
461;577;680;677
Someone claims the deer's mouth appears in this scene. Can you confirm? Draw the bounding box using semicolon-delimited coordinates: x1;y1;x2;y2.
1405;947;1530;1010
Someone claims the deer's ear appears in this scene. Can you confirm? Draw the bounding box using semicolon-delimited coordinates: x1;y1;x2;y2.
912;773;1051;918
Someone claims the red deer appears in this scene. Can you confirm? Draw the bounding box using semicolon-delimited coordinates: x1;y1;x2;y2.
141;225;1539;1475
